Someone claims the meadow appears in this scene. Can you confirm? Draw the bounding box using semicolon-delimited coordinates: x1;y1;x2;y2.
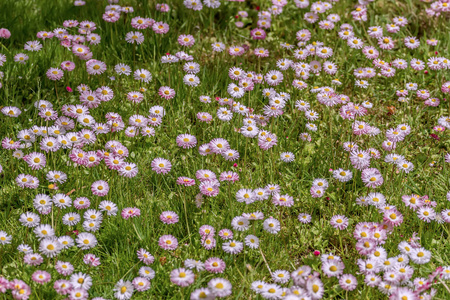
0;0;450;299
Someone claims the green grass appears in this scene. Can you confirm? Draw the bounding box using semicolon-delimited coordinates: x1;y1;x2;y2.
1;0;450;299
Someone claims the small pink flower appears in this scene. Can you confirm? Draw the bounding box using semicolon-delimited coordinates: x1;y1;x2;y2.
83;254;101;267
160;211;179;224
430;134;440;140
433;126;445;132
233;163;238;167
158;234;178;250
0;28;11;39
66;87;73;92
91;180;109;197
250;28;266;40
137;248;155;265
176;177;195;186
313;250;321;256
31;270;51;284
121;207;141;219
74;197;90;209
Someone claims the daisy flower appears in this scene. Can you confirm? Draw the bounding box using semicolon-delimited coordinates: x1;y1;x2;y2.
411;58;425;71
121;207;140;219
176;176;197;188
0;231;12;244
132;277;150;292
134;69;152;83
250;28;266;40
24;152;46;170
160;211;179;224
170;268;195;287
76;232;97;249
361;168;383;188
218;229;233;240
46;68;64;81
263;217;281;234
152;22;170;34
241;235;259;250
91;180;109;196
231;216;249;231
330;215;349;230
99;201;118;216
204;257;226;273
183;74;200;86
339;274;358;291
208;278;232;297
306;277;324;299
333;169;353;182
219;171;239;182
229;45;245;56
347;37;364;49
222;240;243;254
14;53;29;63
178;34;195;47
31;270;52;284
114;280;134;300
280;152;295;162
383;209;403;227
211;42;225;52
176;134;197;149
151;158;172;174
158;86;175;99
409;248;431;264
404;36;420;49
86;60;107;75
115;63;132;75
158;235;178;250
61;61;76;71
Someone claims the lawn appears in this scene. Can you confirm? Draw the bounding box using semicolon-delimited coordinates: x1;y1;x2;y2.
0;0;450;299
